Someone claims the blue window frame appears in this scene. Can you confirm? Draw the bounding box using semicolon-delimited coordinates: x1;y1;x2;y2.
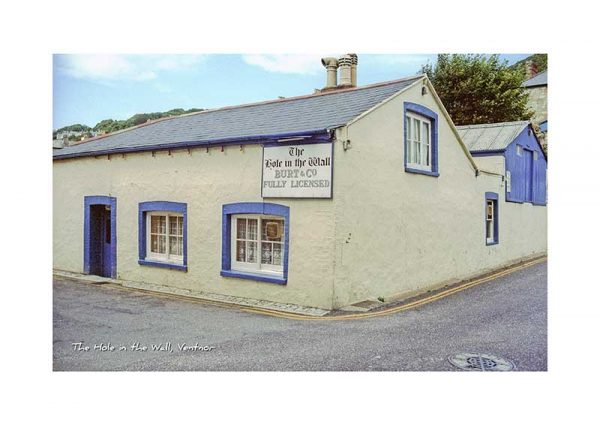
221;202;289;285
403;102;439;177
138;201;187;271
485;192;499;245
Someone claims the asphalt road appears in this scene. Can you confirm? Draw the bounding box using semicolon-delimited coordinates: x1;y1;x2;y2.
53;261;547;371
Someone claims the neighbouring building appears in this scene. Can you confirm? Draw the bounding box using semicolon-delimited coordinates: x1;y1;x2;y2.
457;121;547;205
53;55;547;311
522;63;548;152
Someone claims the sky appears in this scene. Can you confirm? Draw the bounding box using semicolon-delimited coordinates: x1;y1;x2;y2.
53;54;531;130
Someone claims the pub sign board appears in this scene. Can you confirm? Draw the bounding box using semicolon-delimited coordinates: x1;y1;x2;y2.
262;143;333;198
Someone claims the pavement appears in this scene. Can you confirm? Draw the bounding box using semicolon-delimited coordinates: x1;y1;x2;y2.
53;261;547;371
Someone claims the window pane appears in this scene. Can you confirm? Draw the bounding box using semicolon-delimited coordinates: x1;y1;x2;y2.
414;118;421;141
236;240;246;262
169;216;183;236
262;219;283;242
169;236;182;256
415;140;421;164
247;241;257;263
273;243;282;266
151;234;166;254
406;116;412;140
487;220;493;240
423;122;430;166
247;219;258;240
237;218;246;239
151;215;166;234
261;242;272;265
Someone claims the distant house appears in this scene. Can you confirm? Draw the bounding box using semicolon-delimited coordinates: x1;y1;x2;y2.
457;121;547;205
523;70;547;125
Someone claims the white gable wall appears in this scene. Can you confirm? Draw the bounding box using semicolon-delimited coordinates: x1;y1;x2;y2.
331;81;547;308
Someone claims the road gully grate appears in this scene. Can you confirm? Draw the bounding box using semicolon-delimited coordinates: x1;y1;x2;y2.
448;353;515;371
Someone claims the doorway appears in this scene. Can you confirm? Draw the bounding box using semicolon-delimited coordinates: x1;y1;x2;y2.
84;196;117;278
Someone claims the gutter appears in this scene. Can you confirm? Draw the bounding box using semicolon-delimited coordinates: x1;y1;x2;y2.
52;129;332;161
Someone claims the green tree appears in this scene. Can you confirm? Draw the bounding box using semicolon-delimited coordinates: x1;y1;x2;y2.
421;54;533;125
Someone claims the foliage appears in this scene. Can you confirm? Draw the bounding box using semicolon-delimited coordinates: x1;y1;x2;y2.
511;53;548;74
421;54;533;126
93;108;204;134
56;123;92;133
54;108;205;137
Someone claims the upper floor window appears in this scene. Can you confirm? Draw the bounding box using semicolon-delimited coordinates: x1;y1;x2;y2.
406;113;432;170
404;102;439;177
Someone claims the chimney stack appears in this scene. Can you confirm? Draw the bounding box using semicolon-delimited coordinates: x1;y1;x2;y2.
321;57;339;89
320;54;358;91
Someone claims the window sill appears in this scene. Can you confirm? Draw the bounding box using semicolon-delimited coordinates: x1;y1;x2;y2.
405;166;439;177
220;269;287;285
138;259;187;271
486;241;499;246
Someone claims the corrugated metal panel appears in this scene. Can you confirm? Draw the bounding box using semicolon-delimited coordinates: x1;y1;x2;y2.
456;121;529;152
53;77;422;159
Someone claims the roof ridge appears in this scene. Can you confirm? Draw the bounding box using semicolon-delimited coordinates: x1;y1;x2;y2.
457;120;529;129
69;75;424;146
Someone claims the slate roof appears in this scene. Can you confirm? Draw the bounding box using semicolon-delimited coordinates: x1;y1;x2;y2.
53;76;423;159
456;121;529;152
522;70;547;88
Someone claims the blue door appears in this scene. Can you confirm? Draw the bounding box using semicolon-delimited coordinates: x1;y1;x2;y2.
524;149;534;203
102;211;112;277
89;204;113;277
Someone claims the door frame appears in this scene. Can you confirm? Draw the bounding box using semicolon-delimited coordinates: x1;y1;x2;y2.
84;195;117;278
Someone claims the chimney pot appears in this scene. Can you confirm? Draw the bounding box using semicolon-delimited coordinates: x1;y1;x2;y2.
349;53;358;87
321;57;339;88
338;54;353;87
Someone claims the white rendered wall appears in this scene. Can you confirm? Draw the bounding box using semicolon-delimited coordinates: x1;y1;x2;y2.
53;144;337;310
330;82;547;308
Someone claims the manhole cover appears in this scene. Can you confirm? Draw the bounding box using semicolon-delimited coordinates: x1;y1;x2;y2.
448;353;515;371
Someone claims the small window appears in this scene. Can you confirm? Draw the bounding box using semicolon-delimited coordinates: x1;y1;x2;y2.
404;102;439;177
406;112;432;170
486;201;495;243
231;214;284;275
138;201;187;271
533;151;539;160
485;193;499;245
516;145;523;156
147;212;184;264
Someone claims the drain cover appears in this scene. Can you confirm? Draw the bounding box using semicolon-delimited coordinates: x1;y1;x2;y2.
448;353;515;371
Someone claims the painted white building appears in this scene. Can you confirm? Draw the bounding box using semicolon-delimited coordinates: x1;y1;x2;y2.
53;55;547;310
